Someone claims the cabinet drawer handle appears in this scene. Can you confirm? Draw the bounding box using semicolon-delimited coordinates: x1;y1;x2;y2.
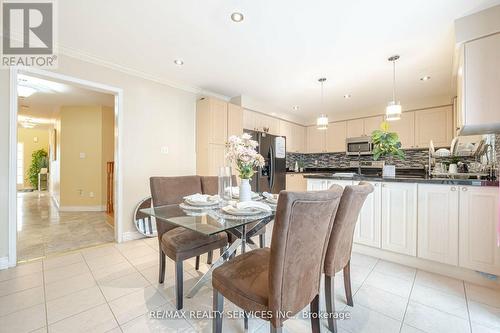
462;187;468;192
451;187;456;191
374;183;378;187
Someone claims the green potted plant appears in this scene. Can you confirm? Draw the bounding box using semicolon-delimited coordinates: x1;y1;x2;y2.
27;149;49;189
371;122;405;178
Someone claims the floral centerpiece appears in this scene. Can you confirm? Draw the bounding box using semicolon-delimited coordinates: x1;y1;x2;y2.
226;133;265;201
371;121;405;177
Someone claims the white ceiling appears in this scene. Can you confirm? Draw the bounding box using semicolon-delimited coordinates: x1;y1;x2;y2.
18;74;114;121
56;0;500;123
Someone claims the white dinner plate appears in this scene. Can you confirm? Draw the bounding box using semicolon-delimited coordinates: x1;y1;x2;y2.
185;199;220;207
221;206;263;216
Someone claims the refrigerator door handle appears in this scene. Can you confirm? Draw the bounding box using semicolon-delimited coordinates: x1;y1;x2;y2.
269;144;275;191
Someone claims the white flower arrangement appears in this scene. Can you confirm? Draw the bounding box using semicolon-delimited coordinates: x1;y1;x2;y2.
226;133;265;179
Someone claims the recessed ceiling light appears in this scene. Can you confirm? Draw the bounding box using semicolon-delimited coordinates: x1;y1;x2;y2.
174;59;184;66
231;12;244;22
343;94;352;99
420;75;431;81
292;105;299;111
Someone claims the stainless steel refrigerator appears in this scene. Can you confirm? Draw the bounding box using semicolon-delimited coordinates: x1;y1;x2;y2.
244;130;287;194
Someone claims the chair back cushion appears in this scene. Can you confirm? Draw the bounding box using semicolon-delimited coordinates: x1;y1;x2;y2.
149;176;203;238
150;176;202;207
268;187;343;326
324;182;374;275
200;175;237;195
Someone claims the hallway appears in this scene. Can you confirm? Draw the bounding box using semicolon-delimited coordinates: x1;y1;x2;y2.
17;192;115;262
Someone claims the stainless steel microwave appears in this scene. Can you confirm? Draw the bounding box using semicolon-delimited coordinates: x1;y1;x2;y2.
346;136;373;156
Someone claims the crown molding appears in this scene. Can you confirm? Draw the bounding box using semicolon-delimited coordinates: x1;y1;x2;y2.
57;46;231;101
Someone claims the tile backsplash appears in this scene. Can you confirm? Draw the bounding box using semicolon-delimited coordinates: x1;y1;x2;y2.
286;149;431;169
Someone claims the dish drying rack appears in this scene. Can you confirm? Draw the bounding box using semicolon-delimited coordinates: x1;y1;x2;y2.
427;139;493;179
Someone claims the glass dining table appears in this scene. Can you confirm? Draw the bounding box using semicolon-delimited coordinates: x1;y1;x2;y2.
140;202;275;298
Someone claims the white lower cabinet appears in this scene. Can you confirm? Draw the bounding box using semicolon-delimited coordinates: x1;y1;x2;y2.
354;181;382;248
381;183;418;256
459;186;500;275
306;179;329;191
417;184;459;265
306;178;500;274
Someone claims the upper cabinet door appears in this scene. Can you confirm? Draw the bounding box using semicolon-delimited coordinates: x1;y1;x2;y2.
279;120;294;152
363;116;383;137
414;106;452;148
243;109;256;131
292;123;306;153
326;121;347;152
227;103;243;138
464;34;500;130
387;112;415;149
209;98;228;144
306;126;326;153
346;119;364;137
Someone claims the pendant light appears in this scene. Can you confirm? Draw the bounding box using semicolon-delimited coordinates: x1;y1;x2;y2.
316;77;328;130
386;55;402;121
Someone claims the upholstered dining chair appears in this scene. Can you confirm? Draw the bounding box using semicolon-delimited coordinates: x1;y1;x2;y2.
150;176;228;310
212;187;344;333
200;175;268;249
323;182;374;332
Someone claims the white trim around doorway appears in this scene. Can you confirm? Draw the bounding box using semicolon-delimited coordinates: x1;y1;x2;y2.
8;67;124;267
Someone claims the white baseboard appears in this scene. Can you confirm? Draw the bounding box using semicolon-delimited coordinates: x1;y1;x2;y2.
0;257;10;270
121;231;145;242
59;205;106;212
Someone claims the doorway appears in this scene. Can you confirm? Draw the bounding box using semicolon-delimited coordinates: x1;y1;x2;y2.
9;68;123;265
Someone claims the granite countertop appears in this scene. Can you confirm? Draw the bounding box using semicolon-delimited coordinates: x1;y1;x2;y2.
302;173;499;187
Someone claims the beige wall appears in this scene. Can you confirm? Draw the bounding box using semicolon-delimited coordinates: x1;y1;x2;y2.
17;128;50;188
0;53;198;261
60;106;106;208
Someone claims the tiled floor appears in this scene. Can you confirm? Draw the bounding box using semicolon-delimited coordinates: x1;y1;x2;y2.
17;191;115;261
1;236;500;333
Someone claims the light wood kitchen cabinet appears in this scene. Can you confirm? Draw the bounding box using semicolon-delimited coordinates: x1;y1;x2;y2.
243;109;256;131
326;121;347;152
414;106;453;148
227;103;243;137
286;173;307;191
346;116;383;138
363;116;384;136
381;183;417;256
459;33;500;135
388;112;415;149
306;126;326;153
459;186;500;275
254;113;279;135
197;97;228;145
346;119;364;138
197;98;244;175
417;184;459;266
292;123;305;153
279;121;306;153
353;181;382;248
